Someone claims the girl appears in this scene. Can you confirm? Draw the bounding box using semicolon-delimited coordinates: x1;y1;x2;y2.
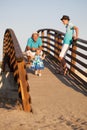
31;49;45;76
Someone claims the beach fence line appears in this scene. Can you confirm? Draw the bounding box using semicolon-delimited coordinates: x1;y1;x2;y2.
2;29;31;112
37;28;87;88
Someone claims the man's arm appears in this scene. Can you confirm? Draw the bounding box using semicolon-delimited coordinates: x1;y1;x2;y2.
38;45;43;50
73;26;79;40
26;46;31;51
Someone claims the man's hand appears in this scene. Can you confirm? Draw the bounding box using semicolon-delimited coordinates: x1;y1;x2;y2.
73;35;78;40
26;46;30;51
31;48;36;51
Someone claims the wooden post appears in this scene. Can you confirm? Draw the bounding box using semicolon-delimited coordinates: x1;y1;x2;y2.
41;31;44;52
54;33;59;59
54;33;62;60
57;34;63;61
70;41;77;73
17;61;31;112
47;30;50;54
41;30;44;43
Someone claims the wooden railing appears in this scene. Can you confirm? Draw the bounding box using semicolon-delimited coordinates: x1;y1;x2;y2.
2;29;31;112
37;29;87;88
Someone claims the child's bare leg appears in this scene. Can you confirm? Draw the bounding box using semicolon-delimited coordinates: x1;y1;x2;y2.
56;57;67;75
59;57;64;72
61;58;68;75
27;56;31;63
61;58;67;68
38;70;42;76
35;70;38;75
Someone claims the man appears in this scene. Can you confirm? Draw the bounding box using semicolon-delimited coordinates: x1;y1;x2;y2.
58;15;79;75
25;32;43;62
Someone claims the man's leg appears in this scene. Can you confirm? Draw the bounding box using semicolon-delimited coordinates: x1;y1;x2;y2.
58;44;69;75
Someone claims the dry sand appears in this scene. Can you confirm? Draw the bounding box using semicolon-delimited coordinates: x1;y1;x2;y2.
0;65;87;130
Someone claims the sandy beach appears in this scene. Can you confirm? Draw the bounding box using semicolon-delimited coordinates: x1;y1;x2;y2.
0;65;87;130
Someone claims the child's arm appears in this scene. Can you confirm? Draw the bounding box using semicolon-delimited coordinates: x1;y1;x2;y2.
41;53;46;60
73;26;79;40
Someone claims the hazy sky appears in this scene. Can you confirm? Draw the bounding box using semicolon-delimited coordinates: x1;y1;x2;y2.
0;0;87;60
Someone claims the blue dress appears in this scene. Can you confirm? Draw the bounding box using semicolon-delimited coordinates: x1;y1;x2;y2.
31;55;44;70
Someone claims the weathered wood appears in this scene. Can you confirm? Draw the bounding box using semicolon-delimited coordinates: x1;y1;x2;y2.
41;30;44;43
70;41;77;73
3;28;32;112
47;30;51;54
17;61;31;112
38;28;87;88
54;33;59;59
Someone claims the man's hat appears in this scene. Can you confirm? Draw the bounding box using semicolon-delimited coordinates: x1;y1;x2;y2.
61;15;70;21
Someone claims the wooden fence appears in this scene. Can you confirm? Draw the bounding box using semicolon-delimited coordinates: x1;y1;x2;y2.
3;29;31;112
37;28;87;88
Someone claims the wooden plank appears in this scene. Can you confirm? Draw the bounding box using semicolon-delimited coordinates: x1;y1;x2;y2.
3;29;32;112
17;61;31;112
66;60;87;77
76;43;87;50
69;48;87;59
66;53;87;68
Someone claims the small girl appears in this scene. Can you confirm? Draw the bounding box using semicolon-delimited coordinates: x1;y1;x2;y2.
31;49;45;76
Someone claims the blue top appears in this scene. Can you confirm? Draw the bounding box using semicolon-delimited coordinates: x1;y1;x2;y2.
27;37;42;48
63;22;74;45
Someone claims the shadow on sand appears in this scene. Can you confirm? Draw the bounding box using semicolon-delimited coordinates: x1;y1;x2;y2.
44;56;87;96
0;72;22;110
